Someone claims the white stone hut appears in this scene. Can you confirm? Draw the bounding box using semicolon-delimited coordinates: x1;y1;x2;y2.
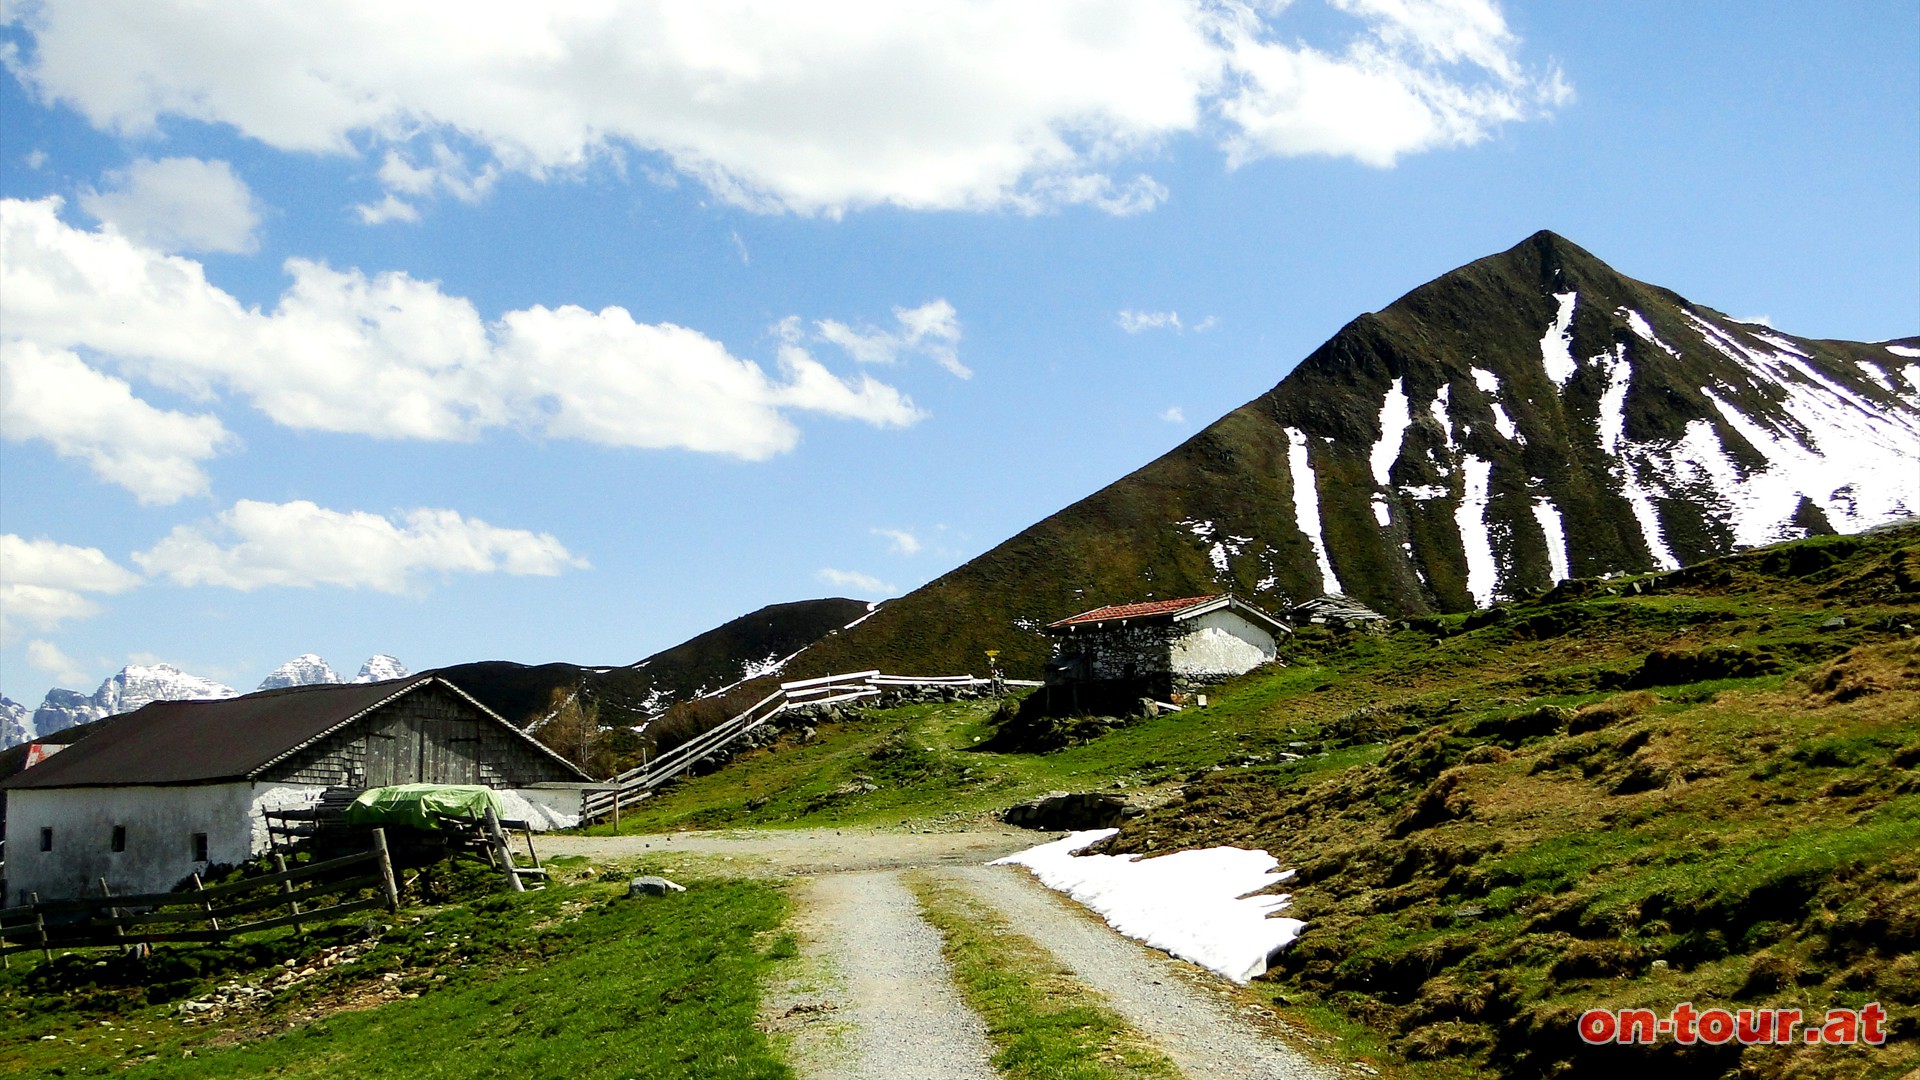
1042;594;1287;711
0;676;590;903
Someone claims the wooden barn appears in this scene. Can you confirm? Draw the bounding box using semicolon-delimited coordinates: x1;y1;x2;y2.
1042;594;1288;711
0;676;589;903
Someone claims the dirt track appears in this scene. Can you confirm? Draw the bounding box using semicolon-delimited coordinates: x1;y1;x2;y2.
537;827;1341;1079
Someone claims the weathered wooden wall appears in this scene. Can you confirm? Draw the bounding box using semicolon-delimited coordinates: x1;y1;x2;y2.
268;685;574;789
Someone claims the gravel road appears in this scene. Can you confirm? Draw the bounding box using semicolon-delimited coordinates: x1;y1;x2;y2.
537;825;1035;876
945;863;1338;1080
801;870;999;1080
545;826;1341;1079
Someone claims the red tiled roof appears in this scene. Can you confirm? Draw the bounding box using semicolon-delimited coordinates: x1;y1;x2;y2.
1046;594;1222;629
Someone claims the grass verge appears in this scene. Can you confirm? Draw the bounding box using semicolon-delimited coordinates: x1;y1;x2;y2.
905;872;1179;1080
1;870;793;1080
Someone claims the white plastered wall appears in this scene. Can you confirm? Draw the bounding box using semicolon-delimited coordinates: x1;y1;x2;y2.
2;782;327;903
1169;609;1277;677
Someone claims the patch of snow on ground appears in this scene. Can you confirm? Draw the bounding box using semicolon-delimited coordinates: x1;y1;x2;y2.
1532;497;1570;583
1255;575;1277;592
1886;345;1920;359
1858;362;1896;393
1371;377;1413;486
1208;543;1231;574
1619;309;1681;358
1429;384;1453;450
1597;347;1680;570
1683;310;1920;533
1401;484;1448;501
1285;426;1345;595
1541;291;1579;387
1905;366;1920;397
1456;455;1499;607
1471;367;1521;442
992;830;1304;984
842;602;882;631
1180;518;1217;542
1371;497;1391;526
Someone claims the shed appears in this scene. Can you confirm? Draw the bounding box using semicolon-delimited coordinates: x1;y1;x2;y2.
0;676;589;903
1042;594;1287;710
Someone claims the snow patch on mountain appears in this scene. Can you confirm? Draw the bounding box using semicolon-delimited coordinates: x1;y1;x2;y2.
353;654;411;683
1597;346;1680;571
1532;498;1570;583
1888;345;1920;359
1371;377;1413;486
1456;455;1499;608
1620;309;1681;358
259;653;341;690
1285;426;1344;596
1541;291;1579;387
1682;310;1920;537
1470;367;1521;442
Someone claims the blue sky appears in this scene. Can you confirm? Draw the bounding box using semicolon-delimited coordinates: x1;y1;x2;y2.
2;2;1916;705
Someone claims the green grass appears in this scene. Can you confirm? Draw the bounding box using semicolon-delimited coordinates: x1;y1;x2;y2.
905;873;1180;1080
1;873;794;1080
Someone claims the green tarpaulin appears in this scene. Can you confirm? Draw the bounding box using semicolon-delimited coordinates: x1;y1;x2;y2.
344;784;505;830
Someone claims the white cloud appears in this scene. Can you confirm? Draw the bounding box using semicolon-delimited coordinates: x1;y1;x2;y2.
133;499;587;594
0;533;144;646
1119;310;1182;333
25;149;48;169
26;639;92;687
77;156;263;253
816;567;893;596
1193;315;1219;332
873;528;922;555
355;193;422;225
811;300;969;379
1161;406;1186;423
1;340;234;504
4;2;1565;217
1;197;925;470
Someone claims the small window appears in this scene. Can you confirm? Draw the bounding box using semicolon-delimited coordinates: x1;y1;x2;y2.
192;833;209;862
40;827;53;852
111;825;127;853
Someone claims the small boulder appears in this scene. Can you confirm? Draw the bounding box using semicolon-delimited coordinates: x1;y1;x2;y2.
628;876;687;898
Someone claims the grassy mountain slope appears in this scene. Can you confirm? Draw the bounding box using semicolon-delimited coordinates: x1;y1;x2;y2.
780;232;1917;681
612;524;1920;1079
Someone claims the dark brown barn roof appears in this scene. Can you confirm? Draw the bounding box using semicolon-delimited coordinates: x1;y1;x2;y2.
0;677;588;789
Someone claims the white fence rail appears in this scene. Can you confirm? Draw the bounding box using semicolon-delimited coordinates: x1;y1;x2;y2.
580;670;1015;821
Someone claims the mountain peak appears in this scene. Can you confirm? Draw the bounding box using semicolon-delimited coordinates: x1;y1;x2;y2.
353;654;411;683
775;234;1920;680
258;653;342;691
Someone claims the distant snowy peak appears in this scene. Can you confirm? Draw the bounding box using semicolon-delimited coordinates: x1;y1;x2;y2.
97;664;238;715
258;653;341;691
353;654;411;683
30;663;241;740
1;697;33;749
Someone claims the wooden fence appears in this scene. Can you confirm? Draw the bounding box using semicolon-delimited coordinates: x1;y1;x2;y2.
0;829;400;964
581;670;1042;822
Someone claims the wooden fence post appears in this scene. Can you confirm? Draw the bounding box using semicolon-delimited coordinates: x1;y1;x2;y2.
191;872;222;936
30;893;50;963
370;829;401;912
273;855;304;934
482;808;524;893
99;878;128;954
